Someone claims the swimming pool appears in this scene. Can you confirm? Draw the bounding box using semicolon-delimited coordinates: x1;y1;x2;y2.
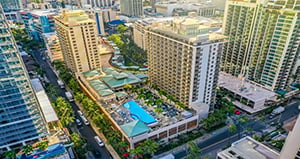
123;100;156;125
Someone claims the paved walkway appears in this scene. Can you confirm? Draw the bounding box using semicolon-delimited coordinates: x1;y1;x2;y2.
153;126;228;158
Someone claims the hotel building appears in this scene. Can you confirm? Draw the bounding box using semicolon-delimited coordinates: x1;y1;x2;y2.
222;0;300;91
54;10;101;74
136;17;226;107
0;5;48;152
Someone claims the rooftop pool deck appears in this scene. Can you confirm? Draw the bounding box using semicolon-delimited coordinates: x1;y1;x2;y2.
123;100;157;125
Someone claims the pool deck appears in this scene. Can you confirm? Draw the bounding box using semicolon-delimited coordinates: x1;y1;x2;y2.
123;100;157;125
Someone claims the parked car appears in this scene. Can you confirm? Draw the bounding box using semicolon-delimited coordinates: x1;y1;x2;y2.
75;119;82;126
94;136;104;147
234;109;241;115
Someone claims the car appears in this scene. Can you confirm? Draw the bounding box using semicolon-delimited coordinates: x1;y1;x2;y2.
77;110;84;116
234;109;239;112
298;105;300;110
94;136;105;147
75;119;82;126
235;111;241;115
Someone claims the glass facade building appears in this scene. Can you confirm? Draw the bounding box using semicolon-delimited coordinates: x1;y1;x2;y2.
0;5;48;152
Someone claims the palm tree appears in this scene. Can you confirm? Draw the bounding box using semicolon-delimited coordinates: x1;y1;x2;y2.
124;84;133;92
36;141;48;150
229;124;237;133
5;150;16;159
130;146;143;158
75;92;85;103
71;133;83;148
187;141;201;159
22;145;33;154
139;139;159;155
87;104;100;120
68;77;79;92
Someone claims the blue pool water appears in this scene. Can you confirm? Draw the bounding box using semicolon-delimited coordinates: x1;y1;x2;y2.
123;101;156;125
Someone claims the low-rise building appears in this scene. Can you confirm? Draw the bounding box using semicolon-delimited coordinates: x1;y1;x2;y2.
78;68;203;148
218;72;277;114
43;32;64;62
217;136;280;159
17;143;71;159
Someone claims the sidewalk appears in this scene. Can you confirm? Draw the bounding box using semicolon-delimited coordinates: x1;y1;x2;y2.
153;126;228;158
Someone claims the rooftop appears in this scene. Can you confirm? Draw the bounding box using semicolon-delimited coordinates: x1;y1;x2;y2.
101;68;142;89
145;16;225;43
30;79;59;123
120;120;150;137
218;72;276;102
20;9;57;16
55;9;94;24
83;68;102;78
218;136;279;159
88;79;114;97
17;143;68;159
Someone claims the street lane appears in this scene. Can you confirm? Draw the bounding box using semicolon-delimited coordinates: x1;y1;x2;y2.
31;49;111;159
173;102;300;158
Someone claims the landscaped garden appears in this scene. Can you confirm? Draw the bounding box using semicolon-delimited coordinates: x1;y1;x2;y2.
107;25;147;67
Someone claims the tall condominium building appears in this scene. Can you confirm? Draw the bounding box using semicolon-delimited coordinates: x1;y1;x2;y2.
54;10;101;74
280;114;300;159
0;5;48;151
80;0;113;7
1;0;23;11
143;17;226;106
222;0;300;91
120;0;143;17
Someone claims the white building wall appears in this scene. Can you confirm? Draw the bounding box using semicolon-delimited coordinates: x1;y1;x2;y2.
280;115;300;159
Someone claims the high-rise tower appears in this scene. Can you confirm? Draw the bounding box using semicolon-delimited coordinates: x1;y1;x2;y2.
0;5;48;152
54;10;101;74
144;17;226;106
120;0;143;17
222;0;300;91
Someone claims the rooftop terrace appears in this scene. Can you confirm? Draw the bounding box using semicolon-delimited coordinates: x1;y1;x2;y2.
219;72;276;102
217;136;279;159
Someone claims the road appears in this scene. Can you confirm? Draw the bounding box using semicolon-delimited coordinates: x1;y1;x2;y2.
31;49;111;159
172;102;300;159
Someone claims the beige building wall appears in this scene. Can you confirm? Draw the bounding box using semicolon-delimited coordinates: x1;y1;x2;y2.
54;10;101;74
43;32;64;62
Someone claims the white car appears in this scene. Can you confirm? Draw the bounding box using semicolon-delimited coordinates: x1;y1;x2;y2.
77;110;84;116
298;105;300;110
94;136;104;147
